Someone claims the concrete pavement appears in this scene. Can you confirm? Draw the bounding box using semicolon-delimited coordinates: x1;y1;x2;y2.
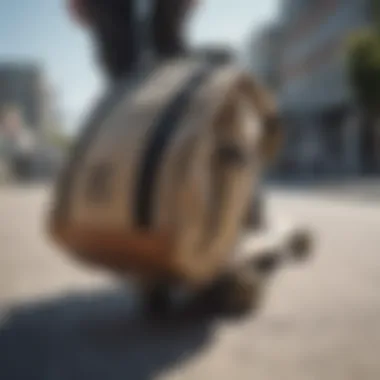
1;185;380;380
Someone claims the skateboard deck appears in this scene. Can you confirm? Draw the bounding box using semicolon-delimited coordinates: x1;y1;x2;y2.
231;219;313;273
139;219;313;317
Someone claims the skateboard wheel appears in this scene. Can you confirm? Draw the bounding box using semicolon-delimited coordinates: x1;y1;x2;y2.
200;269;264;316
288;230;313;261
141;284;172;317
254;251;281;275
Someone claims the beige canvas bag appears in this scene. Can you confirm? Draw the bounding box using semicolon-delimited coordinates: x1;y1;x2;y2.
48;57;279;286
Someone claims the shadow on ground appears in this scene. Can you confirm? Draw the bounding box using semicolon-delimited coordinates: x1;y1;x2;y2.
0;288;217;380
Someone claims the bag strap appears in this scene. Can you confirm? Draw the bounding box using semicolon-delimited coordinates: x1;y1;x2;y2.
133;61;217;228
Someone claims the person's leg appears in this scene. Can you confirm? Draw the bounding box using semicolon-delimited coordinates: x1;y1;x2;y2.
67;0;196;82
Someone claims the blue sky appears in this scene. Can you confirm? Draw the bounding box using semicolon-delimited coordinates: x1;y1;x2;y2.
0;0;279;134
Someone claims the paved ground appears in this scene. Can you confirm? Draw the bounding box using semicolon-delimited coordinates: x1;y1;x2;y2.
1;184;380;380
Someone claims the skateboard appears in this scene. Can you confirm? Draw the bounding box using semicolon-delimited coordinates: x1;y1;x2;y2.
139;220;313;317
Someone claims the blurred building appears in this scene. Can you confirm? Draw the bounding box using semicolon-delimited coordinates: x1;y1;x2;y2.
0;62;64;181
0;63;50;132
248;23;283;92
277;0;376;178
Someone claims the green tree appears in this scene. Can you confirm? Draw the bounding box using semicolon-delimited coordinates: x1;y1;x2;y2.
346;28;380;115
346;7;380;172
